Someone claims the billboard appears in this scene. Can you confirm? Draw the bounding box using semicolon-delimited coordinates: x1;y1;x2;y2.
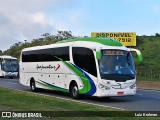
91;32;136;46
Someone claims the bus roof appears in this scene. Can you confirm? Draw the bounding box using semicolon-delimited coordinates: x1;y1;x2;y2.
56;37;123;47
22;37;126;52
0;55;17;59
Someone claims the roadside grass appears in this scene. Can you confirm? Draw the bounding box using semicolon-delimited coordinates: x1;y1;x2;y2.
0;87;159;120
0;87;115;111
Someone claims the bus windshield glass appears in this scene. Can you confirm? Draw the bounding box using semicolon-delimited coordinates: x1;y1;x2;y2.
2;59;19;72
99;50;135;81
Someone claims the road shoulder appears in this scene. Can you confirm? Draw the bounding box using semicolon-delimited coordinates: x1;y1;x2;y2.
137;81;160;90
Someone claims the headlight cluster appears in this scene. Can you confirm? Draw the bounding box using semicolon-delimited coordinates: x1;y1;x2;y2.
2;72;5;76
130;83;136;89
98;83;110;90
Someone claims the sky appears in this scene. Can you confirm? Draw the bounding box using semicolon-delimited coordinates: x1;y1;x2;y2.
0;0;160;51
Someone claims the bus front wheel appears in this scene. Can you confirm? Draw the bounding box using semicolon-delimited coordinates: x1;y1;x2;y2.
70;83;79;99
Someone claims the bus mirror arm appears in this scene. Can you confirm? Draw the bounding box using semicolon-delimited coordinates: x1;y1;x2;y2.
128;48;142;62
96;50;102;60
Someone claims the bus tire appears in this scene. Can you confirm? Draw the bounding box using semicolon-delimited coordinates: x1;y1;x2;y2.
30;80;37;92
70;82;79;99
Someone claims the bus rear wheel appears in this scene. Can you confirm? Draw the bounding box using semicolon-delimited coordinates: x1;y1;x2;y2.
70;83;79;99
30;80;37;92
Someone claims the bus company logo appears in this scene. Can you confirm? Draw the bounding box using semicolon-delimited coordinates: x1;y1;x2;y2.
55;64;60;71
36;64;60;71
117;83;122;89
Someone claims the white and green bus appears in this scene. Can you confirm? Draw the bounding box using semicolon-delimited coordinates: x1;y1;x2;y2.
19;37;142;99
0;55;19;78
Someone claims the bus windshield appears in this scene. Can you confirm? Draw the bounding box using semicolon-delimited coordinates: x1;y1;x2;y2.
2;59;19;72
99;50;135;81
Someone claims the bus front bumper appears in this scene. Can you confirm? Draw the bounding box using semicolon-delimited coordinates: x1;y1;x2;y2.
96;87;136;97
3;72;18;77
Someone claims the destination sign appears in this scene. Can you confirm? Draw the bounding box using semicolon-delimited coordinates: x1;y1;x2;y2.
102;50;124;55
91;32;136;46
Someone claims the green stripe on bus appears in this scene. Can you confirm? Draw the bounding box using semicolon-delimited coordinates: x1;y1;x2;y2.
55;56;91;94
36;81;69;93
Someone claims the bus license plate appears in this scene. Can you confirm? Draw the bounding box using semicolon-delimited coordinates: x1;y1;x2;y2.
117;92;124;95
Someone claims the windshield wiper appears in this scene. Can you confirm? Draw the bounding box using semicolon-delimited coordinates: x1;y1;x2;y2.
120;74;135;79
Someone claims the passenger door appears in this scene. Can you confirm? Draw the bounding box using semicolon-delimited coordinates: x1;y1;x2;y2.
72;47;98;93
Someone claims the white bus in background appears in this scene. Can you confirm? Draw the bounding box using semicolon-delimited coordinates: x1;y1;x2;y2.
19;37;142;99
0;55;19;78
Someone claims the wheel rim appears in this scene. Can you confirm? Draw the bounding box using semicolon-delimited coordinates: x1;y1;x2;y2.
72;86;78;97
31;82;35;91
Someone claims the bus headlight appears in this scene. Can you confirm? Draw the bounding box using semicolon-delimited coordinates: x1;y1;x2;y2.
2;71;5;76
98;83;110;90
130;84;136;89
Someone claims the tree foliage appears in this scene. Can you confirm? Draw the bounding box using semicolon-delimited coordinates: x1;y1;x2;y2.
2;30;77;60
134;36;160;80
155;33;160;37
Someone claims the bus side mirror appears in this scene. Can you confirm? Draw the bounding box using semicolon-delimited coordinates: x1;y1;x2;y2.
128;48;142;62
96;50;102;60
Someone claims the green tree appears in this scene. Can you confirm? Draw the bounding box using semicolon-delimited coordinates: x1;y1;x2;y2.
155;33;160;37
2;30;77;59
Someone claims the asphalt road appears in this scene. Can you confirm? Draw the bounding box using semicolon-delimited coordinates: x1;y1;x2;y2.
0;78;160;111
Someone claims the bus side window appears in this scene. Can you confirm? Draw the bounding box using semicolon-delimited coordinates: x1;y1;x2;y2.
22;47;69;62
72;47;97;77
